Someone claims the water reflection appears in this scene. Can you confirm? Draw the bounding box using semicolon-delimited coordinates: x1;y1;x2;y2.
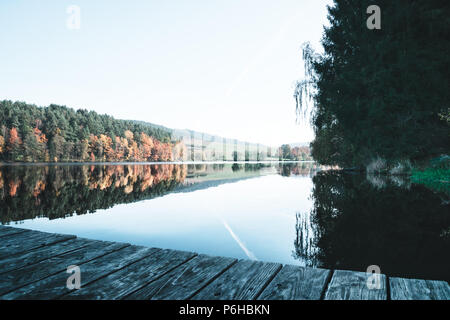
0;162;315;224
294;171;450;281
0;164;187;223
0;163;448;281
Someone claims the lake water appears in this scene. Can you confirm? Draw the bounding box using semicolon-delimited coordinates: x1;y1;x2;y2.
0;162;448;281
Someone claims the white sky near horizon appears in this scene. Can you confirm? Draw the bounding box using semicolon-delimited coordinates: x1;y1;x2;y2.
0;0;333;146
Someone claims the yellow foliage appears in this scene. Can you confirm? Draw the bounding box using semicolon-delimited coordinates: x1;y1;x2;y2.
124;130;134;140
0;135;4;153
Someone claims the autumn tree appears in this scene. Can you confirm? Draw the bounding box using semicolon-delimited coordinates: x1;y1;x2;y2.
0;100;175;162
140;133;154;160
99;134;114;161
32;127;48;161
0;135;4;155
8;128;22;161
130;140;140;161
124;130;134;141
115;136;126;160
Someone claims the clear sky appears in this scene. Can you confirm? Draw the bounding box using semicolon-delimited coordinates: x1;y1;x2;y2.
0;0;332;146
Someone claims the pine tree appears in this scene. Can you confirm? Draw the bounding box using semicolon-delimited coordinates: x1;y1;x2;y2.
295;0;450;167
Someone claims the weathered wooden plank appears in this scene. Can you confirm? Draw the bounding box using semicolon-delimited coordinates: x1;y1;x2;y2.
0;237;93;275
257;264;331;300
63;249;197;300
1;225;447;301
125;254;237;300
0;226;29;238
192;260;281;300
0;229;75;259
0;240;128;296
325;270;387;300
2;245;160;300
390;277;450;300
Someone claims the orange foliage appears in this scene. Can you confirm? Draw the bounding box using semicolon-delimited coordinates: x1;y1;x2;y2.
33;127;48;144
9;180;21;197
88;134;99;157
99;134;114;161
33;180;46;197
3;125;177;163
1;164;187;202
124;130;134;140
0;135;4;154
140;133;154;160
114;136;125;160
130;140;140;161
8;127;22;148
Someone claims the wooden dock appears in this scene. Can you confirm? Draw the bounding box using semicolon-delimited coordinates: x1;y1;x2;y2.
0;225;449;300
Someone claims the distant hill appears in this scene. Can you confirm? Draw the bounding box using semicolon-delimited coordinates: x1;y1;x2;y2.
130;121;281;161
129;121;315;161
131;120;173;133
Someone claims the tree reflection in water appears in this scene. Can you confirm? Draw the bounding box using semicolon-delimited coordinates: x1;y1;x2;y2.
0;163;310;224
0;164;187;223
294;170;450;281
2;162;446;281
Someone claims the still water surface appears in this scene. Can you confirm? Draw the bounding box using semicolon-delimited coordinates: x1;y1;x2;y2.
0;162;448;281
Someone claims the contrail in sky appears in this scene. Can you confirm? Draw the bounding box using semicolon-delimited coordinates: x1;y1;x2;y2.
225;12;302;97
221;218;257;261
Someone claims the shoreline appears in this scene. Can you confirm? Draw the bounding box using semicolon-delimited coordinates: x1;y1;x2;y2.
0;160;315;167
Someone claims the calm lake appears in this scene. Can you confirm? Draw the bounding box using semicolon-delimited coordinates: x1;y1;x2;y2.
0;162;448;281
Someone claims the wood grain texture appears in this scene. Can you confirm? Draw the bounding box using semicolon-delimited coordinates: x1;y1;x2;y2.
324;270;387;300
390;277;450;300
0;226;29;238
1;226;449;300
192;260;281;300
0;240;128;296
258;264;330;300
64;249;197;300
2;245;159;300
125;254;237;300
0;229;75;259
0;238;92;275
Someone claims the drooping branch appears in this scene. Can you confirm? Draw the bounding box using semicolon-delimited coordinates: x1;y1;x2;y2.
293;42;320;124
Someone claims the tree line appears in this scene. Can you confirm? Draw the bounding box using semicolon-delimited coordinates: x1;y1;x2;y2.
0;100;186;162
295;0;449;169
279;144;313;161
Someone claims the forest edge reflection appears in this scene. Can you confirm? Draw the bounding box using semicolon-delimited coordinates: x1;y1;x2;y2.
0;162;448;281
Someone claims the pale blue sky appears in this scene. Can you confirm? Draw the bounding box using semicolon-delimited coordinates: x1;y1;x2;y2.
0;0;332;146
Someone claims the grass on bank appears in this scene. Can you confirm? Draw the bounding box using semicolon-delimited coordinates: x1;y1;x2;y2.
410;156;450;196
411;167;450;195
363;155;449;196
